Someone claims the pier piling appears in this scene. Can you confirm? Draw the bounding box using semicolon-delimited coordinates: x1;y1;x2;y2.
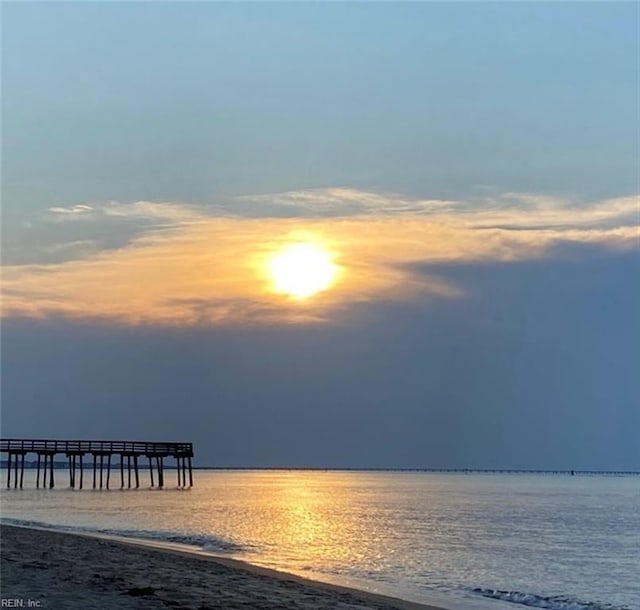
20;454;25;489
158;456;165;488
134;455;139;489
49;455;54;489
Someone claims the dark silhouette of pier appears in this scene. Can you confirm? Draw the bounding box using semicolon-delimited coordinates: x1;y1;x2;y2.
0;439;194;490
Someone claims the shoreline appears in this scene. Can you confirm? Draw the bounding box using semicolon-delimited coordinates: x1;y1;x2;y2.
1;524;446;610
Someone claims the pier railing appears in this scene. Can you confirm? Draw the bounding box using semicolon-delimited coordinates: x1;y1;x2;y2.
0;438;193;457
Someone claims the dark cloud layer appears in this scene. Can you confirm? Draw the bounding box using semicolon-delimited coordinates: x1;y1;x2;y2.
2;246;638;470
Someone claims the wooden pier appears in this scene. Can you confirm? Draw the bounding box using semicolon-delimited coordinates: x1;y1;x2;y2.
0;439;194;490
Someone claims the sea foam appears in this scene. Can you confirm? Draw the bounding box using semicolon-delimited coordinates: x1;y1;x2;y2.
472;588;631;610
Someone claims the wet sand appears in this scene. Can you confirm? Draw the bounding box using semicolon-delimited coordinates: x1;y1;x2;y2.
0;525;442;610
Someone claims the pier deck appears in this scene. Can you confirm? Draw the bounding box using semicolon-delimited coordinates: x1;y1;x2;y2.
0;438;194;490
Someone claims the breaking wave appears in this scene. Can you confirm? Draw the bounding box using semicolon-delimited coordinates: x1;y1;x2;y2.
471;588;631;610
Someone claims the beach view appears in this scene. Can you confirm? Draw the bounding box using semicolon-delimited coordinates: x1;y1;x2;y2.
1;2;639;610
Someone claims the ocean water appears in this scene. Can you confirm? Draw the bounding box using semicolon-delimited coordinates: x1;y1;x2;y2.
1;470;638;610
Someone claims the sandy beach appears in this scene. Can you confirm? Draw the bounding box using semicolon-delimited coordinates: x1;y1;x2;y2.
0;525;440;610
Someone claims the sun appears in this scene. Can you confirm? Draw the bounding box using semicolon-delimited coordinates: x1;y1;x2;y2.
268;243;339;300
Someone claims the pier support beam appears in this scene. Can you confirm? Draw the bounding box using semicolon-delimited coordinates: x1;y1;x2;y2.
157;456;164;488
68;455;74;489
133;455;139;489
7;452;27;489
40;454;46;489
48;454;55;489
66;453;83;489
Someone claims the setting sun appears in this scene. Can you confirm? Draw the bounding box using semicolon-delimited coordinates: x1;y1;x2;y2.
268;243;339;300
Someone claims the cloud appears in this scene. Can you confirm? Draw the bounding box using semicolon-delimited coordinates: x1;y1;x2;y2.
2;189;638;326
48;204;95;218
47;200;206;224
235;188;459;217
237;188;639;229
42;189;639;231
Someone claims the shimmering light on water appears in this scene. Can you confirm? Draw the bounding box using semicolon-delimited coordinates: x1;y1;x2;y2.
1;471;638;610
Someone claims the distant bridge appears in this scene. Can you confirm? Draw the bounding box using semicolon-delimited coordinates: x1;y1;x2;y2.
0;438;194;490
202;467;640;476
335;467;640;476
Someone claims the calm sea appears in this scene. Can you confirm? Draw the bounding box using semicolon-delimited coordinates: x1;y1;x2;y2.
1;470;638;610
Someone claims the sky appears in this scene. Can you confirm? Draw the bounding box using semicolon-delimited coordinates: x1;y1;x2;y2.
1;1;639;469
